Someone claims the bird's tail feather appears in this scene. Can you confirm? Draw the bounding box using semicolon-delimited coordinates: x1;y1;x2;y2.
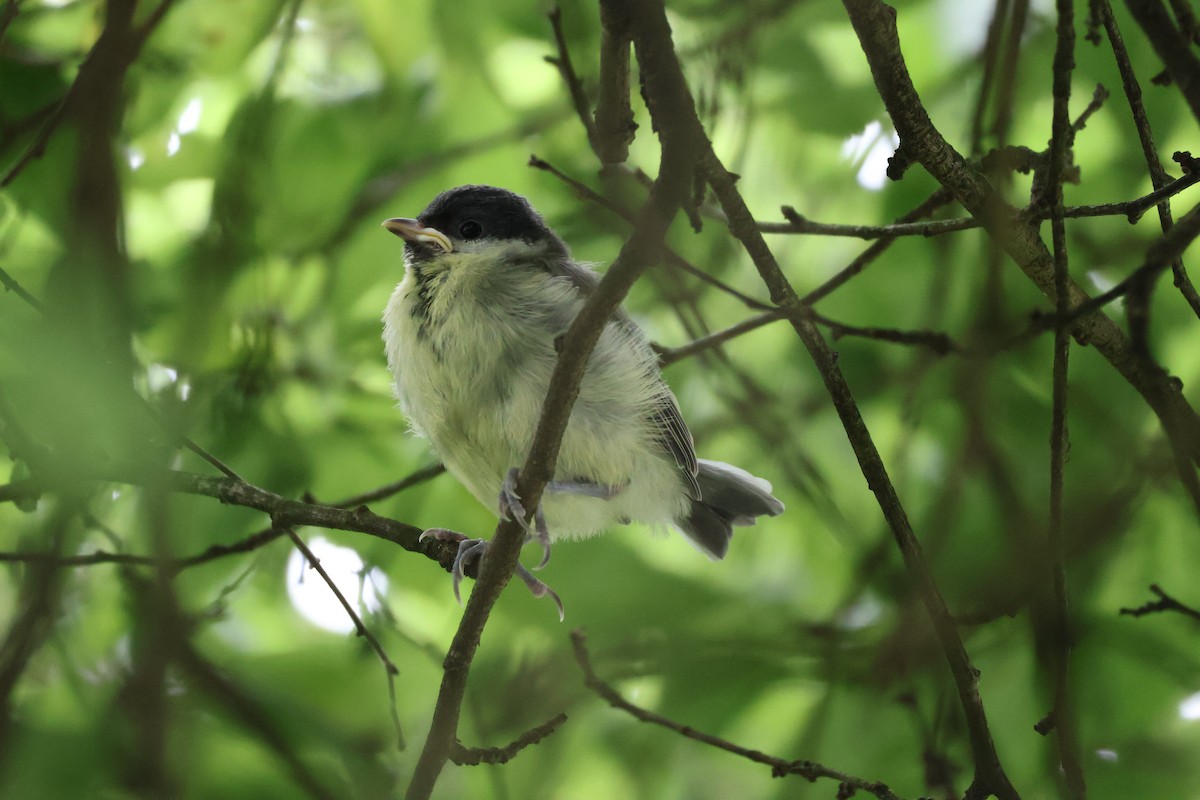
676;460;785;560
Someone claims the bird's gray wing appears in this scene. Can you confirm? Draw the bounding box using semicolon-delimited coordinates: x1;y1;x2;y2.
649;387;702;500
539;256;702;499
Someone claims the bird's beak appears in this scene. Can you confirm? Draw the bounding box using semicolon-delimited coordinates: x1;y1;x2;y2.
381;218;453;253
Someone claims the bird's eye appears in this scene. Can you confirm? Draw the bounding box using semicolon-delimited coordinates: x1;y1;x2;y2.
458;220;483;240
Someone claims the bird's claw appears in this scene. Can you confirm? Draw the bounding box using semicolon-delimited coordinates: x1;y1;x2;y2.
499;467;528;527
500;467;553;569
532;508;552;570
418;527;563;620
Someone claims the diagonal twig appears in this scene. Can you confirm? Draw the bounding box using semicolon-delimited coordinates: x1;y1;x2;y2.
283;527;405;751
449;712;568;766
570;631;910;800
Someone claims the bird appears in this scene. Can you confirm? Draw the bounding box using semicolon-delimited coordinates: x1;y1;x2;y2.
381;185;783;615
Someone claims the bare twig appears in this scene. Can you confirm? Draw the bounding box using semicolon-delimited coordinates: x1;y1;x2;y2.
0;524;286;571
800;189;954;305
1044;1;1085;795
810;311;960;355
545;7;599;151
449;713;568;766
594;0;635;163
1098;1;1200;319
0;507;72;769
758;170;1200;238
0;265;44;312
762;211;977;238
994;0;1031;147
970;0;1013;154
0;0;177;188
0;467;456;567
530;155;772;310
330;463;446;508
1124;0;1200;123
284;527;405;751
844;0;1200;494
1120;584;1200;622
709;140;1020;797
658;309;785;366
570;631;910;800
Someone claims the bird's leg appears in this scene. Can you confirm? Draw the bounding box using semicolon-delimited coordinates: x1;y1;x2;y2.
500;466;553;569
498;467;527;527
501;470;626;570
418;528;564;620
545;479;625;499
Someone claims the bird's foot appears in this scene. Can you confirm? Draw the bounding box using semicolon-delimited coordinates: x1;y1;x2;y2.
418;528;564;621
499;467;554;570
500;471;626;570
499;467;527;527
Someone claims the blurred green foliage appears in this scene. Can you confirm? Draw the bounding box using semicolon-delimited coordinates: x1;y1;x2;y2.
2;1;1200;798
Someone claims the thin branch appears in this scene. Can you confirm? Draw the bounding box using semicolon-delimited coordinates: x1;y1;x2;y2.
530;155;772;310
545;7;599;151
762;211;977;238
800;189;954;305
1120;583;1200;622
758;170;1200;238
993;0;1031;147
0;467;457;568
594;0;635;163
0;525;287;571
1062;168;1200;222
708;140;1020;798
0;272;44;316
658;309;785;366
0;507;71;768
1045;0;1086;795
284;527;405;751
405;3;705;795
0;93;73;188
570;631;910;800
970;0;1013;154
1099;1;1200;319
1166;0;1200;44
0;0;177;189
811;311;961;355
843;0;1200;496
449;712;568;766
329;462;446;508
1124;0;1200;123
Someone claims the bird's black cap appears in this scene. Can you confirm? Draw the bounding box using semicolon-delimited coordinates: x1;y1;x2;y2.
416;185;567;256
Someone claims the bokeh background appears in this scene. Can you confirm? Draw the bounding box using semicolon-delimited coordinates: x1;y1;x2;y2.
2;0;1200;798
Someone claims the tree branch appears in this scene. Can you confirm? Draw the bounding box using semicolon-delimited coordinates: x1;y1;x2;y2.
570;631;910;800
404;4;705;796
448;712;568;766
1044;1;1085;794
284;527;405;750
843;0;1200;505
1124;0;1200;123
1098;1;1200;320
545;7;599;152
1120;583;1200;622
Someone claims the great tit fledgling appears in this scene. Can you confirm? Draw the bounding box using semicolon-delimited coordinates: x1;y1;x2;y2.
382;185;783;610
